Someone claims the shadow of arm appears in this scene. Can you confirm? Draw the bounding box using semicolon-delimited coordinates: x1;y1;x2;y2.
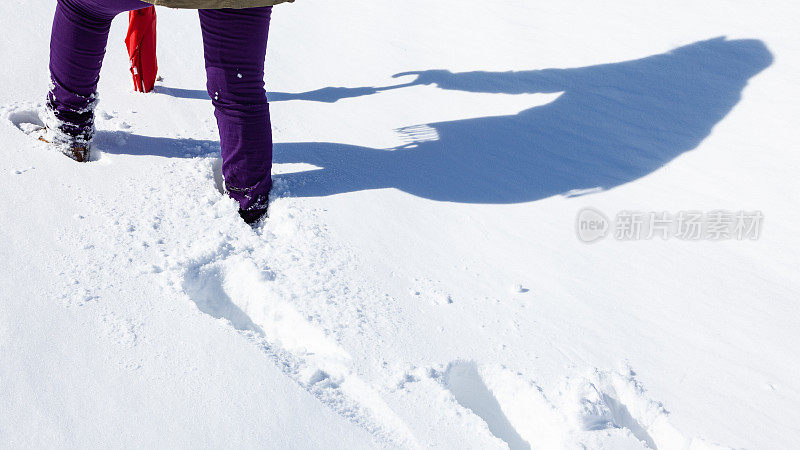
392;69;568;94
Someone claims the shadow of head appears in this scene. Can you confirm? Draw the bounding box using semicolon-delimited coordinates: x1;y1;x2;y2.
274;37;773;204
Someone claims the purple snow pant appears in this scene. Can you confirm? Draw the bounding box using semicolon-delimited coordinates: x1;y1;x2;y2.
48;0;273;211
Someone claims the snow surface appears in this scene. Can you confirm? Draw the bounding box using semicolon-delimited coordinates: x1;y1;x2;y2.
1;0;799;448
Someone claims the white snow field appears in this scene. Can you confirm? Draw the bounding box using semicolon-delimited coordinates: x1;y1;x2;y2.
1;0;799;448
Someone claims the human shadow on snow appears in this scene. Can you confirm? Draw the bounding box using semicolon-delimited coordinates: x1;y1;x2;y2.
121;37;773;204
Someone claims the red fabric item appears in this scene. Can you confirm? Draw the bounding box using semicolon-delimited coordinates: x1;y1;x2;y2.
125;6;158;93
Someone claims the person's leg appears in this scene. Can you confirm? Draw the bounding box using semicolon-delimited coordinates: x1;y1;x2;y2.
199;7;273;219
47;0;150;152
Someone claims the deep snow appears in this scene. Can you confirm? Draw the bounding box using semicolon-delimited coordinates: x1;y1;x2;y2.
1;0;799;448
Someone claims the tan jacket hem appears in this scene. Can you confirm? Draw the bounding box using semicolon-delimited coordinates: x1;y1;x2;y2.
142;0;292;9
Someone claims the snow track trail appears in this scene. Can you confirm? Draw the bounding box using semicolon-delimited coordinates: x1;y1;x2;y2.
2;0;800;448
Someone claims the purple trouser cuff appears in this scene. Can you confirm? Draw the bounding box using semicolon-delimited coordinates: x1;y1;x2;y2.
226;176;272;211
45;82;97;147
